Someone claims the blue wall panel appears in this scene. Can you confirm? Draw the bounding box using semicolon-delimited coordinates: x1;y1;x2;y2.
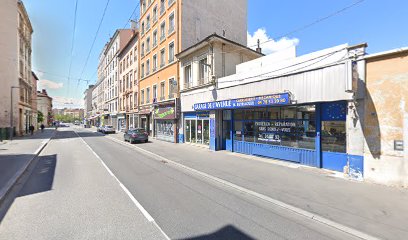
233;141;317;167
322;152;348;172
178;134;184;143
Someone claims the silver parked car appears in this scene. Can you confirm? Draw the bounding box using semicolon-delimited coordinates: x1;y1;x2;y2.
124;128;148;143
102;125;115;134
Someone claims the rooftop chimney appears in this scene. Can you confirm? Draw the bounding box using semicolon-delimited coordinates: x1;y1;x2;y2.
256;39;262;53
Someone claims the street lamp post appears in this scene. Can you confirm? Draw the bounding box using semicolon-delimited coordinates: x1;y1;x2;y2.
10;86;21;141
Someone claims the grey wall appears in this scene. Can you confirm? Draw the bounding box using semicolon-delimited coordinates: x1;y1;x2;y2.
181;0;247;50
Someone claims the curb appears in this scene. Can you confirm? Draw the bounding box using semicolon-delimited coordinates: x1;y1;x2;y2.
102;133;381;240
0;131;56;205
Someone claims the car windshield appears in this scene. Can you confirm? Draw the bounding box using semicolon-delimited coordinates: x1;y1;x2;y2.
130;129;146;134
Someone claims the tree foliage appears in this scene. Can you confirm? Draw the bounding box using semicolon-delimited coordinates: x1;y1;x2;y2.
54;114;80;123
37;111;44;123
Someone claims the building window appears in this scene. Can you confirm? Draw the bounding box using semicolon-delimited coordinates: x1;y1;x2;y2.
130;52;133;64
160;0;166;15
160;21;166;41
160;81;165;100
146;59;150;75
168;12;175;34
141;90;145;104
142;0;146;13
153;30;158;47
168;0;175;8
134;47;138;61
152;5;158;23
141;42;145;56
168;78;177;99
146;87;150;103
146;14;151;31
134;92;138;107
168;42;174;63
184;65;192;89
160;48;166;67
153;54;157;72
146;37;151;52
141;21;145;35
199;58;209;85
153;85;157;103
141;63;145;78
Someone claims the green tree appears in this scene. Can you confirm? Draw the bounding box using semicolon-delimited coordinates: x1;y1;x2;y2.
37;111;44;123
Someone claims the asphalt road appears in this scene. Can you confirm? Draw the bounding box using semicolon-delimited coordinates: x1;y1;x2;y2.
74;128;363;240
0;128;167;240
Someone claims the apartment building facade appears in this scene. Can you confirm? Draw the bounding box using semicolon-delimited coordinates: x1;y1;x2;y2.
0;0;35;138
37;89;53;127
138;0;247;142
101;29;133;130
118;30;140;131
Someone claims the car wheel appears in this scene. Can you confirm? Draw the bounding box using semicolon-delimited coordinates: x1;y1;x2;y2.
145;139;148;143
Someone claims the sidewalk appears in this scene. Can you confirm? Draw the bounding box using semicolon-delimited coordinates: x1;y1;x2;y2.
107;131;408;240
0;129;55;204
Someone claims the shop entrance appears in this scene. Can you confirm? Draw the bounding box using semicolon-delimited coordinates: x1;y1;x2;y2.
185;118;210;146
222;110;232;151
320;101;348;172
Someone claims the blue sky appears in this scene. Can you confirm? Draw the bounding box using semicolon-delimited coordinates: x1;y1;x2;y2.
22;0;408;108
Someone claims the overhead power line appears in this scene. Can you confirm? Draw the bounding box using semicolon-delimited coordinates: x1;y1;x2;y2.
67;0;79;97
87;2;140;85
222;0;365;55
77;0;111;88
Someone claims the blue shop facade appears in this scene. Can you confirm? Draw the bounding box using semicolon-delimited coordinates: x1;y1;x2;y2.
179;44;367;178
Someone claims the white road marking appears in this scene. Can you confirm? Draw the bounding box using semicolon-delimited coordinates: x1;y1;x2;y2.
74;130;170;240
103;133;380;240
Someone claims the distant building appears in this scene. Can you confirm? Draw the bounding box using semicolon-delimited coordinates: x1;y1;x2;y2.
37;89;53;127
118;29;139;131
138;0;248;141
364;48;408;187
83;84;95;120
98;29;134;130
31;71;39;130
0;0;34;137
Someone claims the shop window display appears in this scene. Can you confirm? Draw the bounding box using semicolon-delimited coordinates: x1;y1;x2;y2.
233;105;317;150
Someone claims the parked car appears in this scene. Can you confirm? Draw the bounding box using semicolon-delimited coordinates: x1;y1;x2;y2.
124;128;148;143
97;125;104;132
102;125;115;134
74;120;80;125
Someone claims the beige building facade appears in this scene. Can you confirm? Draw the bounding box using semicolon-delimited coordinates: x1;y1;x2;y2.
364;48;408;187
37;89;53;127
118;30;140;131
0;0;35;138
138;0;248;142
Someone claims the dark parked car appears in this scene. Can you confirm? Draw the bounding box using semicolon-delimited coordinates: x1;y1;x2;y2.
102;125;115;134
124;128;148;143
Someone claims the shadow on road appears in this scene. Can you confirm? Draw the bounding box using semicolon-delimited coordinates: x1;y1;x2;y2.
177;225;255;240
0;154;57;223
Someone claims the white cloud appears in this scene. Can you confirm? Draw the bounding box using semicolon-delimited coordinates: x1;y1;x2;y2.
38;79;64;90
52;96;84;109
247;28;299;55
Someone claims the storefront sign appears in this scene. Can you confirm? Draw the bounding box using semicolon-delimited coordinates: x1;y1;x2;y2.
254;121;300;143
155;107;176;120
193;93;290;111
